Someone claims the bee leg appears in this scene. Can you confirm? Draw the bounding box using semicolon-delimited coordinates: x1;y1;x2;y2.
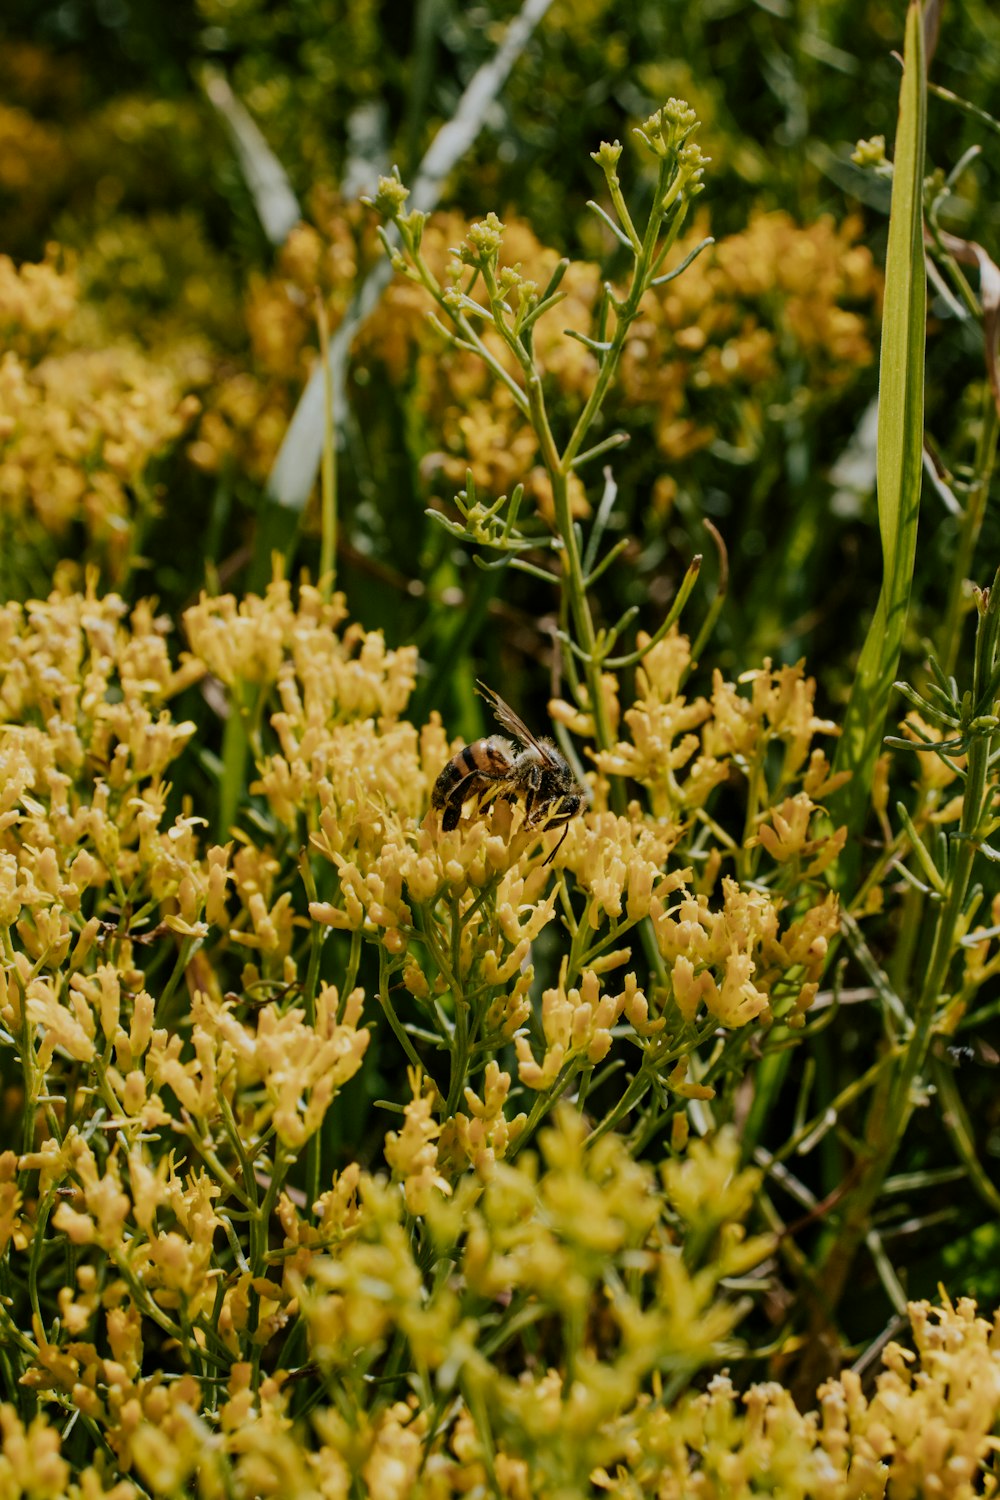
436;769;488;830
542;822;570;867
522;763;543;824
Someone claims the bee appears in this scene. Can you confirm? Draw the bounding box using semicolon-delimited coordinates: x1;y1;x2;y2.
431;681;584;856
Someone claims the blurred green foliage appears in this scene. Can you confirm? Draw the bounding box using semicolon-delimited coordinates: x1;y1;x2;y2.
3;0;999;691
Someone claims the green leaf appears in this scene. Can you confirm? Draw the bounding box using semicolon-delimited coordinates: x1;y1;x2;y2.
830;0;927;876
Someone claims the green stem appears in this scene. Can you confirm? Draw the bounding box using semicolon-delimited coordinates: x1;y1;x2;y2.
444;897;472;1113
316;294;338;596
563;162;676;468
6;930;38;1190
939;390;999;676
508;1062;580;1158
26;1190;55;1335
248;1141;286;1387
378;947;429;1079
218;1091;258;1205
182;1120;253;1210
301;896;325;1205
340;926;363;1016
217;694;249;844
549;167;690;782
584;1061;653;1146
156;936;197;1031
404;240;530;418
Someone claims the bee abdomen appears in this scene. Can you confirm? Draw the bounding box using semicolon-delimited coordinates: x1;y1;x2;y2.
431;737;513;827
431;759;467;809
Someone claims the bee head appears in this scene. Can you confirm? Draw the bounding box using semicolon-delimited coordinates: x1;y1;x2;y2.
545;791;582;826
535;757;583;825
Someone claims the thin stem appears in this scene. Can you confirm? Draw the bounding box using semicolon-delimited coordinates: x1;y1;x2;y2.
938;388;999;675
378;946;432;1080
570;183;689;469
316;293;338;597
6;931;38;1190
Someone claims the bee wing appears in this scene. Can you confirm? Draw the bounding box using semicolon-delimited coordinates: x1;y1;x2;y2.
475;680;559;765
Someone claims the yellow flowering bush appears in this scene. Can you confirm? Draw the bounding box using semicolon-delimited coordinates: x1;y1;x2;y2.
0;564;845;1490
4;32;999;1496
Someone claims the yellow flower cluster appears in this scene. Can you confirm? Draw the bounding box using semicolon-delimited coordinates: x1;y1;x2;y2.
0;586;203;970
592;628;846;823
0;81;373;502
0;63;879;554
0;29;987;1500
439;1058;527;1177
0;1402;133;1499
152;981;368;1147
9;1108;1000;1500
552;632;844;1030
385;1067;453;1213
0;49;383;498
0;1121;760;1497
0;573;847;1159
619;210;879;461
652;878;838;1027
300;1118;771;1457
0;253;197;586
592;1295;1000;1499
514;963;651;1089
180;581;845;1116
0;248;77;356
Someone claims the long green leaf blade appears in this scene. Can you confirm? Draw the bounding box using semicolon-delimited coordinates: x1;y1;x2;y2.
201;68;302;246
830;0;927;869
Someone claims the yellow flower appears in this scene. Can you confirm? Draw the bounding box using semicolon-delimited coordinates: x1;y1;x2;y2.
750;791;848;876
515;966;646;1090
441;1062;527;1178
385;1068;452;1215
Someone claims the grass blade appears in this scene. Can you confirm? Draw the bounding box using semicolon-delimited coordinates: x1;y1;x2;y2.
830;0;926;870
201;68;302;246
